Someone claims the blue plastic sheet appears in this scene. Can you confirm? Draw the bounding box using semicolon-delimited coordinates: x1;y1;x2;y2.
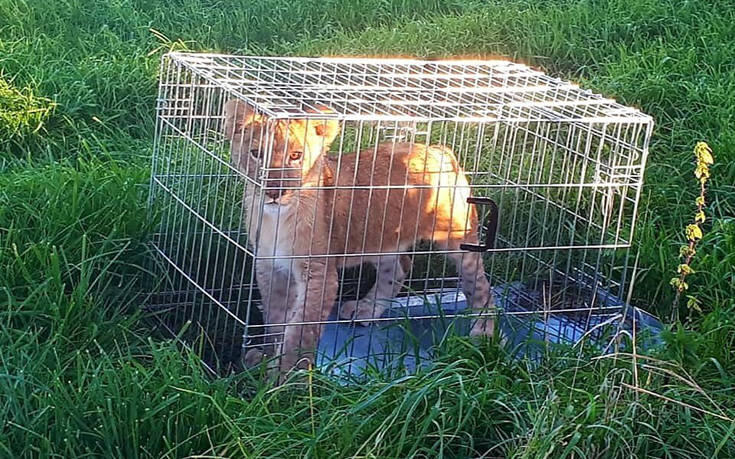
316;282;663;379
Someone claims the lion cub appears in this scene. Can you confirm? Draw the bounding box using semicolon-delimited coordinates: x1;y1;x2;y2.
223;99;494;379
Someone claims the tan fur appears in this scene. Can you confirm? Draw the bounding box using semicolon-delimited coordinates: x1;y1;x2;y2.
223;99;494;380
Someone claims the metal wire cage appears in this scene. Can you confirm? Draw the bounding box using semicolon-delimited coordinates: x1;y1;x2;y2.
147;52;653;377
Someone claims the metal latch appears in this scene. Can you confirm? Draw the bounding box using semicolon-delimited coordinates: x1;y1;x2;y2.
460;197;499;252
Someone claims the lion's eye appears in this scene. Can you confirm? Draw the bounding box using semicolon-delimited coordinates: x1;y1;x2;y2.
249;149;261;159
289;151;303;161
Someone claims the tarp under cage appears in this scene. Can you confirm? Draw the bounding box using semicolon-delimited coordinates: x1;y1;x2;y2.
316;282;663;379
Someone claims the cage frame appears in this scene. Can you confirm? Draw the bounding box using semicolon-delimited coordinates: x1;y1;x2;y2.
147;51;654;378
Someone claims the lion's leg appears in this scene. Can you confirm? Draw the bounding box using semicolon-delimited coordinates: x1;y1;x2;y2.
443;235;495;337
278;257;337;382
339;254;411;325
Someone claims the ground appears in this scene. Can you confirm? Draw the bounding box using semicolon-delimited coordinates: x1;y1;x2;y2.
1;0;734;457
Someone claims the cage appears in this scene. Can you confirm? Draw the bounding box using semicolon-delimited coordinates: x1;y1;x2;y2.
147;52;654;379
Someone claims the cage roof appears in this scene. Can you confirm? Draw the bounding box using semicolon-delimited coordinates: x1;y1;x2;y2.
167;52;653;124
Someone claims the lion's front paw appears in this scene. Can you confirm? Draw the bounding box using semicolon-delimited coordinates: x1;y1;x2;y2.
469;317;507;346
242;347;266;368
469;316;494;337
339;299;385;326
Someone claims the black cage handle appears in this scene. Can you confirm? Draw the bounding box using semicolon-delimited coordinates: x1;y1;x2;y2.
460;197;499;252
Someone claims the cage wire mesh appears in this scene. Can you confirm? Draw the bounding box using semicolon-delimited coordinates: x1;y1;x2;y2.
146;52;656;378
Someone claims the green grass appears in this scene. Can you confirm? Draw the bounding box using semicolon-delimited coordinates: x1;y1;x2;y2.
1;0;734;456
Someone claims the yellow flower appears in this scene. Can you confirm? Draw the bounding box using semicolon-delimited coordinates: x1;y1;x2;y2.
695;142;714;165
686;224;703;241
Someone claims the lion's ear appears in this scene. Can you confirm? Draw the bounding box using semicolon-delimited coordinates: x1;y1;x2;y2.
222;99;254;138
311;119;340;146
304;105;340;151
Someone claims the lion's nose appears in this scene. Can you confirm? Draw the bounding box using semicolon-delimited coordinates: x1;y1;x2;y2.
265;188;282;201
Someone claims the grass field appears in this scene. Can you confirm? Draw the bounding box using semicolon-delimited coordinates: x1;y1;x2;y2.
1;0;734;456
